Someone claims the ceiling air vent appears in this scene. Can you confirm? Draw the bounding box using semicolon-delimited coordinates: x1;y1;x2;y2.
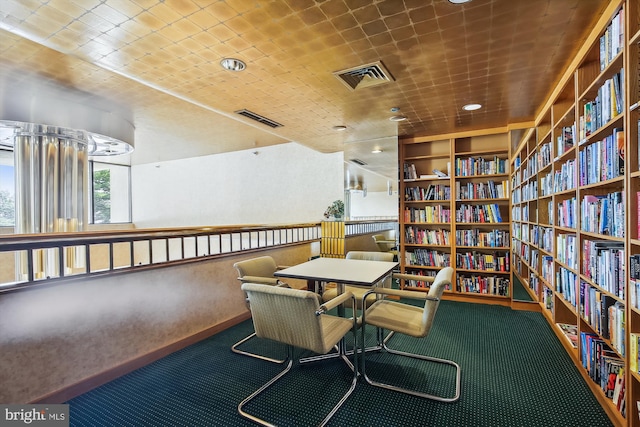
349;158;367;166
235;109;283;128
333;61;394;91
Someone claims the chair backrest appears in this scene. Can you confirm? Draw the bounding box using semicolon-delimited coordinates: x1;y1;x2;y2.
241;283;329;354
419;267;454;337
372;235;395;252
346;251;394;288
346;251;394;262
233;256;278;280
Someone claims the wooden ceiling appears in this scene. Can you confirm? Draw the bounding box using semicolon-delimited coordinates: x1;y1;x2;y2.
0;0;610;190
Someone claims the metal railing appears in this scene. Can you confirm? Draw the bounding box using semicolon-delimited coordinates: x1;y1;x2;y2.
0;220;397;293
0;223;320;293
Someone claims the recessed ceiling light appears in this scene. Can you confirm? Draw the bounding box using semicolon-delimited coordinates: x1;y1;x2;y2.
389;115;407;122
332;125;347;131
372;148;383;154
462;103;482;111
448;0;472;4
220;58;246;71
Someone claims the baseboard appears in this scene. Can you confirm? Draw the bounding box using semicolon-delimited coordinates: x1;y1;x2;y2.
32;312;252;404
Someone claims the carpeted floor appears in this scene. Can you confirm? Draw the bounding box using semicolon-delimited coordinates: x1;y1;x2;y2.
67;300;614;427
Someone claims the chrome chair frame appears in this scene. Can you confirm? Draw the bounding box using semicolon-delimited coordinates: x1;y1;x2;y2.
232;256;290;364
360;267;461;402
238;283;358;427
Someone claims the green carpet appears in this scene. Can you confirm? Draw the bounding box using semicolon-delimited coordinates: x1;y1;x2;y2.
67;300;613;426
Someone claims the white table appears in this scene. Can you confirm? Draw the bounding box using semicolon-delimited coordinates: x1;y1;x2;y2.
275;257;398;291
275;257;398;363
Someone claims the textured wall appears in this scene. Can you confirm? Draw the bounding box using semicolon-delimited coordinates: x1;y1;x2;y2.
0;245;311;403
131;142;344;228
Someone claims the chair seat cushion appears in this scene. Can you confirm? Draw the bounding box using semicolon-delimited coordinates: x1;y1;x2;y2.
364;300;426;338
322;285;376;309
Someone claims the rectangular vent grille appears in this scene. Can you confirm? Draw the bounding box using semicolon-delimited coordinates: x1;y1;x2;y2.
349;158;367;166
334;61;394;91
235;109;283;128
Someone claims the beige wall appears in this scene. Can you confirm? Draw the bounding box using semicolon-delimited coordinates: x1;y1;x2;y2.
0;245;311;404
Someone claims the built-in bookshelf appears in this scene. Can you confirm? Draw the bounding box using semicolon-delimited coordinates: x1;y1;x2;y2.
628;0;640;424
509;2;632;424
399;132;511;302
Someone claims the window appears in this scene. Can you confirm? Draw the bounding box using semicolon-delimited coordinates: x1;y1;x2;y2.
91;162;131;224
0;150;15;226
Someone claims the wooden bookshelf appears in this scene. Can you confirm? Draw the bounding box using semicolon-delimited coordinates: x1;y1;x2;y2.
510;1;628;424
628;0;640;425
399;131;511;302
399;2;640;423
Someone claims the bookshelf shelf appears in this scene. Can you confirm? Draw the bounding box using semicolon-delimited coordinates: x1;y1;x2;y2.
508;2;631;423
399;131;511;299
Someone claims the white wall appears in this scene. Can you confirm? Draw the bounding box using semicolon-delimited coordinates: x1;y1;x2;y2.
349;190;399;219
131;142;344;227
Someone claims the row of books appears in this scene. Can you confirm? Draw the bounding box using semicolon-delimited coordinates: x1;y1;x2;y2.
582;240;625;299
580;69;624;138
579;284;625;355
405;249;451;267
578;128;624;185
530;249;539;270
581;332;625;416
557;197;576;229
455;204;503;223
455;229;509;247
529;273;539;295
405;227;450;245
580;192;624;238
530;225;538;246
455;180;508;200
556;233;577;270
630;333;640;374
514;240;538;269
524;152;537;179
541;255;554;285
540;171;553;196
599;8;624;71
557;267;577;308
543;287;554;311
628;255;640;310
538;142;552;169
557;323;578;348
521;180;537;201
553;158;576;192
556;124;576;157
456;274;509;296
403;163;450;180
403;206;451;223
405;184;450;201
540;227;553;253
403;163;419;180
456;251;509;272
454;156;507;177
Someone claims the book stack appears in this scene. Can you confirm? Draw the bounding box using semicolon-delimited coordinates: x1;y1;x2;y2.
556;323;578;348
457;274;509;296
580;332;626;416
629;254;640;310
455;204;503;223
582;240;625;299
578;128;624;185
580;192;624;237
556;267;577;307
405;249;451;267
405;227;450;245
